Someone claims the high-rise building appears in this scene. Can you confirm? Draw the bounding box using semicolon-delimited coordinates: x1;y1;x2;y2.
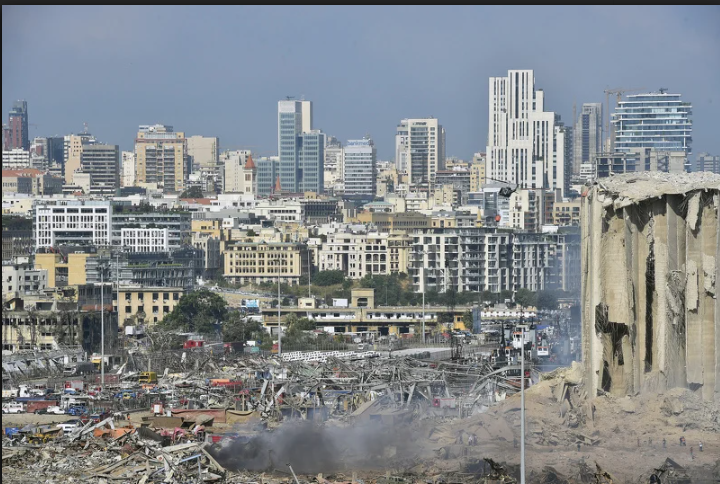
486;69;566;197
470;153;486;192
63;133;96;184
324;136;344;191
693;152;720;174
256;156;280;196
121;151;135;187
277;99;323;193
612;90;692;156
134;124;187;193
299;130;325;193
80;143;120;190
395;118;445;188
573;103;603;176
4;100;29;151
343;137;376;197
187;135;219;173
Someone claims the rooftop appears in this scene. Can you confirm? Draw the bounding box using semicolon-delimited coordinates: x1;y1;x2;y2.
591;172;720;206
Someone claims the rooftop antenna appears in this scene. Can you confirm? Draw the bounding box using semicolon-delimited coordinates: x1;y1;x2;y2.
83;122;89;134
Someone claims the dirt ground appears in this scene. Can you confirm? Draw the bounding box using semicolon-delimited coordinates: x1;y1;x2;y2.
420;364;720;482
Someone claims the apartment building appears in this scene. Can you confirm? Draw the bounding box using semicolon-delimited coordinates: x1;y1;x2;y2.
223;240;308;285
318;232;411;279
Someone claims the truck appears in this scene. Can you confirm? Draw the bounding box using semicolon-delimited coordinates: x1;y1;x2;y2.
138;371;158;384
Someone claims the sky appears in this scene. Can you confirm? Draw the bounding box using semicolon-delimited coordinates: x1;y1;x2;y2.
3;5;720;162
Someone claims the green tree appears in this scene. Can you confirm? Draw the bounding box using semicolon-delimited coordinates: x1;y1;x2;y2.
461;311;473;329
160;288;228;334
246;229;258;237
536;290;559;310
222;312;264;344
514;288;537;309
312;270;346;286
179;186;204;199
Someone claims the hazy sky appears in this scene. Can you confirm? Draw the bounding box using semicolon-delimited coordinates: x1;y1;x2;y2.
3;5;719;161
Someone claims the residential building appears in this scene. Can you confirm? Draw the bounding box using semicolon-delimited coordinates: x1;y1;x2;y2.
343;137;376;198
134;124;188;193
187;135;219;173
63;133;96;184
693;152;720;174
395;118;445;188
552;200;581;226
2;261;48;299
79;143;120;192
121;151;135;187
222;150;253;193
2;149;30;169
4;100;29;151
111;205;191;250
573;103;603;176
2;218;33;261
223;240;308;285
318;232;410;279
120;228;169;253
324;136;344;193
470;154;486;192
486;69;567;197
353;211;430;233
117;286;184;327
1;169;62;195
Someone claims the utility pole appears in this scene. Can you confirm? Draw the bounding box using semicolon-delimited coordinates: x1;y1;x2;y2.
277;259;282;356
520;325;526;484
100;265;105;391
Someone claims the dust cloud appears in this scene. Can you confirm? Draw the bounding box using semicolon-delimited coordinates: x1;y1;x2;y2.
208;419;423;474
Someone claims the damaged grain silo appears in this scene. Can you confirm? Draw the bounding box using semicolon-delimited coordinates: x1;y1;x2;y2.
580;172;720;403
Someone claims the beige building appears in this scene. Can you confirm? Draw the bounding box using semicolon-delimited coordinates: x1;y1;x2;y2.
223;240;308;285
223;151;256;195
187;135;219;173
34;252;93;287
2;169;62;195
117;287;184;327
353;211;430;233
318;233;411;279
135;125;187;193
470;156;486;192
552;200;581;226
433;184;459;206
260;288;472;337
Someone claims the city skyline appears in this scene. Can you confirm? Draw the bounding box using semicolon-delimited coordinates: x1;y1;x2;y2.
2;5;719;161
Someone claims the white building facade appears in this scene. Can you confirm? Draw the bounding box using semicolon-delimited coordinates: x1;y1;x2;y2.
120;228;169;253
35;200;112;249
486;69;567;197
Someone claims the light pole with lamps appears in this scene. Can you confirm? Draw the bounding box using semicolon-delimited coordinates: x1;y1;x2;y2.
419;249;429;345
96;262;110;391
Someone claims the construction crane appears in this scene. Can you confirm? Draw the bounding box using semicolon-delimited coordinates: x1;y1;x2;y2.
603;87;646;151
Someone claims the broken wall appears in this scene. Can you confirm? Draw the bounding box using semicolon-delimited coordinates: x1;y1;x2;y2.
581;173;720;403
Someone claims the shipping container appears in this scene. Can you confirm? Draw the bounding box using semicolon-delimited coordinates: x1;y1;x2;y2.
26;400;60;414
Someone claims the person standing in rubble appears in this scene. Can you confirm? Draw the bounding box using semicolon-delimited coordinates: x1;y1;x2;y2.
690;446;694;460
699;441;703;452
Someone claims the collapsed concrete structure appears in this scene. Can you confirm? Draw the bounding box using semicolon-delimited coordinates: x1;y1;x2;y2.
581;172;720;402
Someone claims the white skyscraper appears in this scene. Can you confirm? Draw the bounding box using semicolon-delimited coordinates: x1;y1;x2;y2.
343;137;376;197
395;118;445;188
486;70;566;197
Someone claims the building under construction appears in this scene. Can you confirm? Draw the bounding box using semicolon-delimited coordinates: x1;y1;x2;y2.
581;172;720;402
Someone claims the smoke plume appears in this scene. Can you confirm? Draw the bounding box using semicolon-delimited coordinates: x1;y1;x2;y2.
208;419;422;474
